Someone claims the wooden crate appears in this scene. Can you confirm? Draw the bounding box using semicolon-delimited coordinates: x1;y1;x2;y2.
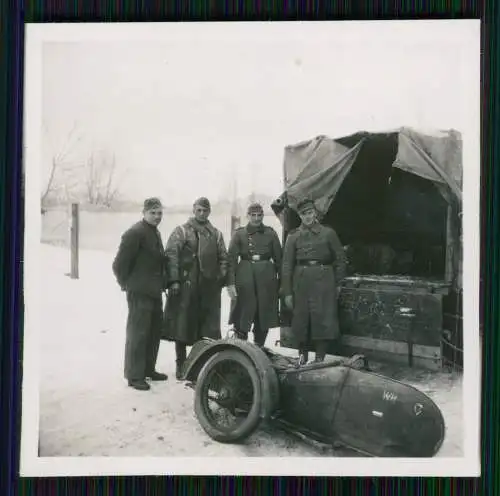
338;276;449;369
279;276;451;370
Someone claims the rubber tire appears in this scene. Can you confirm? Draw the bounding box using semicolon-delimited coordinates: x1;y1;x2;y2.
194;349;263;443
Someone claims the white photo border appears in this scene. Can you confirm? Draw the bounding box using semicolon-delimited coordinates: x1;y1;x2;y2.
21;20;481;477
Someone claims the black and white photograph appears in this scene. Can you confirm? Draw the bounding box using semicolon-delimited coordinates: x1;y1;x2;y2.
21;20;481;477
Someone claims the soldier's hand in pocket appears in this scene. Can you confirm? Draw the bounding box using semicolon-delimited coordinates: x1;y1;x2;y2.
284;295;293;309
169;282;181;296
227;285;238;300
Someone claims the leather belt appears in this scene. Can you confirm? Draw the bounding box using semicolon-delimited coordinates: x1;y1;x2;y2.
297;260;331;267
241;254;271;262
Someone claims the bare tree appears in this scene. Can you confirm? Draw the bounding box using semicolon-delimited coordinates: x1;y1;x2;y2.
84;151;126;207
42;122;126;209
85;152;99;204
41;157;58;212
103;153;122;206
41;121;84;212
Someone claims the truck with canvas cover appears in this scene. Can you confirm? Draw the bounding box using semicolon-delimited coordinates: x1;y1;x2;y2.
271;127;463;370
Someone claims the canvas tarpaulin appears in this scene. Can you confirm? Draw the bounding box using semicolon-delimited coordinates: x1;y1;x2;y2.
394;128;462;205
272;127;462;216
278;136;365;216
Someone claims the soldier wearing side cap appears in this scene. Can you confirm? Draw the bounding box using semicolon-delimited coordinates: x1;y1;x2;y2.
281;198;347;364
226;202;282;347
112;197;169;391
162;197;228;379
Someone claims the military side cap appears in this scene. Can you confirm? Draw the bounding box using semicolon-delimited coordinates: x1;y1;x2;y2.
296;198;316;213
194;197;211;209
143;197;163;211
247;202;264;214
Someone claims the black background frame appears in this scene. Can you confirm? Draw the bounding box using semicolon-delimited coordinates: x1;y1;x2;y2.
0;1;491;494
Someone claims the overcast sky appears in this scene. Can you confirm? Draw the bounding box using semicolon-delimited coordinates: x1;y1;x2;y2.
40;21;479;206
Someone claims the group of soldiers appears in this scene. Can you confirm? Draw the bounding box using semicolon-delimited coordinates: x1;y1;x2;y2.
112;196;347;391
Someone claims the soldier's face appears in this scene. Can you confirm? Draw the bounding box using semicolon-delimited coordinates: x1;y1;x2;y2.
247;211;264;226
299;207;317;226
143;207;163;226
193;205;210;223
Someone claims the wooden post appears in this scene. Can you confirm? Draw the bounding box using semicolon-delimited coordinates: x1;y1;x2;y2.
444;204;454;284
230;211;240;238
230;174;240;238
70;203;79;279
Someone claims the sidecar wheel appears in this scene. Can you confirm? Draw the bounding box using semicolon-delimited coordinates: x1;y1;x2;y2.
194;349;262;443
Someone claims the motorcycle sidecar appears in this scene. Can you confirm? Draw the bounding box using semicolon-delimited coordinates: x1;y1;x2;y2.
181;338;446;457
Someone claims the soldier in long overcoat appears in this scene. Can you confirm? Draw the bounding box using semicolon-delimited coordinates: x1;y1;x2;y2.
281;198;347;364
162;197;228;379
112;197;169;391
226;202;282;347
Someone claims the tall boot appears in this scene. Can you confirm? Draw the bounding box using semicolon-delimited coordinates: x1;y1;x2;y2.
234;329;248;341
314;339;328;363
297;342;309;367
253;324;268;348
175;342;187;380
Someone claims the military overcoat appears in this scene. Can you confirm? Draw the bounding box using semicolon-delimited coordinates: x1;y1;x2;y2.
281;222;347;342
227;224;282;334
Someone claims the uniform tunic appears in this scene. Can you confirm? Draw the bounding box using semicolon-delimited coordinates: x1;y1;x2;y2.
227;224;282;335
281;222;347;343
112;220;167;381
162;218;228;346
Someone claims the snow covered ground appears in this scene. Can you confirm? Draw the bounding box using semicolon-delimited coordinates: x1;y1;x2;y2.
36;243;463;457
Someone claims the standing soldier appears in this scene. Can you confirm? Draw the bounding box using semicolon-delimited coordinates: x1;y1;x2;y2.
112;197;168;391
281;198;347;364
227;202;282;347
162;197;228;379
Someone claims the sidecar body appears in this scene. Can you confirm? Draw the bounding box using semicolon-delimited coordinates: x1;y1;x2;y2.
181;337;445;457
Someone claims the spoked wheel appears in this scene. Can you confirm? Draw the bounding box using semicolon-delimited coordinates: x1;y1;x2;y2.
194;349;262;443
